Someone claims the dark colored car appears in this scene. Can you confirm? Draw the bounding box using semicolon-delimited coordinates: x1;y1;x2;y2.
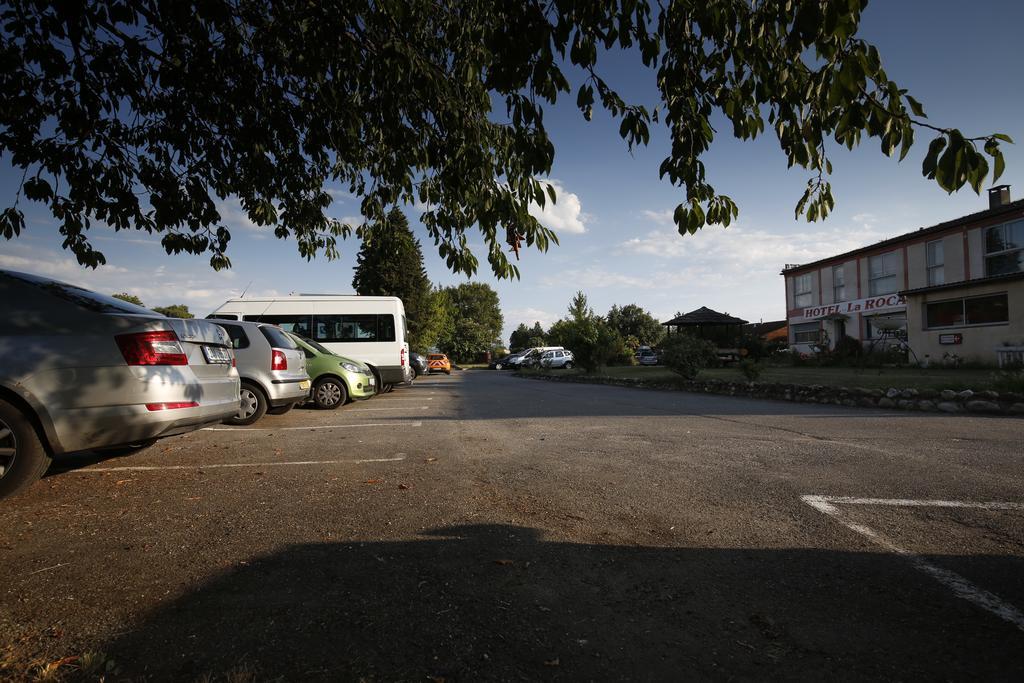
409;352;428;378
488;354;519;370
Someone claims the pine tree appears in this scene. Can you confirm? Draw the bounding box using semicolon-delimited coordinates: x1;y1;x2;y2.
352;208;435;351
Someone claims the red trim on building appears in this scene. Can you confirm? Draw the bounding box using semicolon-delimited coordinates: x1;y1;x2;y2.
781;202;1024;277
963;231;971;280
902;246;909;290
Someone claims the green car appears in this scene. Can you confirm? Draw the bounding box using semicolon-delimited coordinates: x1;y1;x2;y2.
288;334;377;409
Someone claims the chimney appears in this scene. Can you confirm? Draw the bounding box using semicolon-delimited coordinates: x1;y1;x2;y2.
988;184;1011;209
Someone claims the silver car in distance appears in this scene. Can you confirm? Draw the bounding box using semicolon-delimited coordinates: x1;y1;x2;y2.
0;270;240;499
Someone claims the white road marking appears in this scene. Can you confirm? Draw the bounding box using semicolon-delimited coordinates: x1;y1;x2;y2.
203;421;422;431
803;495;1024;510
802;494;1024;632
74;456;407;473
349;406;430;411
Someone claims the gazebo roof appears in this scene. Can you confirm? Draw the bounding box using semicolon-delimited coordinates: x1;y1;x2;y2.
662;306;748;327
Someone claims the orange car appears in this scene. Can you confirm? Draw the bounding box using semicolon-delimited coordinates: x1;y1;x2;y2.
426;353;451;375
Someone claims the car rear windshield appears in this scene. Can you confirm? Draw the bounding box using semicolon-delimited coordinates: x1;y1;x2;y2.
3;271;155;315
295;335;335;356
260;325;298;349
428;354;445;360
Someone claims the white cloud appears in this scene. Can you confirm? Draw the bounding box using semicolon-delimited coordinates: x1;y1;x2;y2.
641;209;675;227
504;307;559;328
619;222;891;277
528;179;587;234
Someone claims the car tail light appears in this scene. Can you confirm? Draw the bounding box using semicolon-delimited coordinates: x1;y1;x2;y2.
271;349;288;371
116;330;188;366
400;347;406;367
145;401;199;411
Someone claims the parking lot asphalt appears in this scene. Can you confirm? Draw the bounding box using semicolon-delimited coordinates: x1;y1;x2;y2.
2;371;1023;680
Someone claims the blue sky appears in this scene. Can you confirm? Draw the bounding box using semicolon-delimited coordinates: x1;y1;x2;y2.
2;0;1022;345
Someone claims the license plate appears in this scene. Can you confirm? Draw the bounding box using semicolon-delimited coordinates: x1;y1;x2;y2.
202;345;232;364
299;380;311;391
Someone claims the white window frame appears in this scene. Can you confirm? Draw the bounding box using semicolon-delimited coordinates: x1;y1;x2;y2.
832;265;845;302
984;220;1024;276
924;293;1009;330
791;322;820;344
793;273;813;308
926;239;944;286
868;252;898;296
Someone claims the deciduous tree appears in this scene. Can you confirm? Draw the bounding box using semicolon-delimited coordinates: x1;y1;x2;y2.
1;1;1009;275
437;283;503;362
152;304;194;319
112;292;145;307
606;304;664;348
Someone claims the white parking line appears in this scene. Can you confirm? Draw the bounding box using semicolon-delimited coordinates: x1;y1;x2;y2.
802;494;1024;632
72;456;407;473
349;406;430;411
203;421;423;431
804;495;1024;510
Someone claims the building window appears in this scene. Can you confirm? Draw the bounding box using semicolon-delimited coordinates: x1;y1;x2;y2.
833;266;845;302
925;293;1009;329
791;322;820;344
926;240;944;286
793;273;813;308
985;220;1024;276
868;252;898;295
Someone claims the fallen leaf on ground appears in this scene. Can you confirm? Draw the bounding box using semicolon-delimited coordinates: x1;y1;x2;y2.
114;479;132;486
494;559;514;566
366;479;383;484
543;658;560;667
185;496;201;501
424;457;438;462
398;483;411;490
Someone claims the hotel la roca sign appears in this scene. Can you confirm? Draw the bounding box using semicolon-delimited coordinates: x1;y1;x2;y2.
793;293;907;321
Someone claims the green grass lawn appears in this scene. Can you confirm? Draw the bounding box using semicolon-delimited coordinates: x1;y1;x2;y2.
555;364;1003;392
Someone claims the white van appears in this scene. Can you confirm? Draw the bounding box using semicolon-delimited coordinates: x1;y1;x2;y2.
207;295;413;390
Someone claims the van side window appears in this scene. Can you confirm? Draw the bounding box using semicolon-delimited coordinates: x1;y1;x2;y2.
217;323;250;349
243;314;312;338
313;314;395;343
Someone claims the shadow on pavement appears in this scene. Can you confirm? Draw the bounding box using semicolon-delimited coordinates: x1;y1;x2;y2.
103;524;1023;680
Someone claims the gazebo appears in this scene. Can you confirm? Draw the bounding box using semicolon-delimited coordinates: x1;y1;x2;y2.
662;307;749;349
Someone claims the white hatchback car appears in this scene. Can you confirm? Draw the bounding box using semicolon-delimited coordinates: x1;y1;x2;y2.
539;349;575;369
0;270;240;498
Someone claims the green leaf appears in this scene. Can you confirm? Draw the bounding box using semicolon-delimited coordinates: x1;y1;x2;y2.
905;95;926;118
922;136;947;178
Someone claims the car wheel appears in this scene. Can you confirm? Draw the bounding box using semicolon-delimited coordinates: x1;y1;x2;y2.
313;377;348;409
445;370;451;375
267;404;295;415
226;382;268;426
0;399;52;499
564;361;574;370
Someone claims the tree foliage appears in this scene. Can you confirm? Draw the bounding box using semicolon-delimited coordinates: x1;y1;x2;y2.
112;292;144;307
0;1;1010;274
606;304;664;348
352;208;435;350
437;282;503;362
152;304;193;318
510;321;548;351
661;333;717;379
547;291;625;372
